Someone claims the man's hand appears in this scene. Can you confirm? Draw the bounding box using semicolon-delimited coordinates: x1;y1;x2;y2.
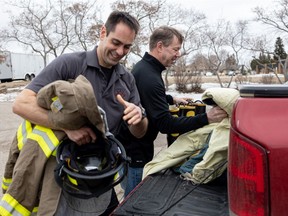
117;94;142;125
63;126;97;146
117;94;148;138
173;97;189;105
206;106;228;123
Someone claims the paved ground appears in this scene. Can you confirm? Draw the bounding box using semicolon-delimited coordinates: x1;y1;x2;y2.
0;101;168;200
0;102;22;197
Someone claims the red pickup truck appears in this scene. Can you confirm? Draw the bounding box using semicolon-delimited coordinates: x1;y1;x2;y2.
112;84;288;216
229;84;288;216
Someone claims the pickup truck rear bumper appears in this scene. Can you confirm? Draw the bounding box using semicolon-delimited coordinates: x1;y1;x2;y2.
112;169;228;216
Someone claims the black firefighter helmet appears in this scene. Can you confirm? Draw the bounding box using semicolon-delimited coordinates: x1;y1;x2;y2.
54;107;129;199
55;135;128;198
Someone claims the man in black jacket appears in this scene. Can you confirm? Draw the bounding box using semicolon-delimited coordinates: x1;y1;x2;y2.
119;26;227;197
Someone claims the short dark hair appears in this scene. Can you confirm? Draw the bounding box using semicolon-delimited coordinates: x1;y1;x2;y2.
105;11;140;36
149;26;184;51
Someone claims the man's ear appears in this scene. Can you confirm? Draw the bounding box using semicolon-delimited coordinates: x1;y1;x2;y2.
99;25;107;40
156;41;163;52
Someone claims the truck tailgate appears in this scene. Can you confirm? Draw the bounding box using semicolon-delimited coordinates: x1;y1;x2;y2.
112;169;228;216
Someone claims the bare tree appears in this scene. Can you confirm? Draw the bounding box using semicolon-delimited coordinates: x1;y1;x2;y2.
0;0;102;65
227;20;250;67
66;2;103;51
111;0;206;90
254;0;288;37
274;54;288;82
252;55;284;84
111;0;166;62
174;56;203;93
202;20;231;87
253;0;288;82
150;3;206;89
246;36;287;82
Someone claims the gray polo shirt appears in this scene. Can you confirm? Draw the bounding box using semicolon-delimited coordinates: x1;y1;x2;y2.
27;46;141;134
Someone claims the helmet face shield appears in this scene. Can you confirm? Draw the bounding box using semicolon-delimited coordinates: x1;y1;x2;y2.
55;135;128;198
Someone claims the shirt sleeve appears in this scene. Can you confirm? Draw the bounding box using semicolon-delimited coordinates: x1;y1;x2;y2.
139;76;208;134
166;94;174;105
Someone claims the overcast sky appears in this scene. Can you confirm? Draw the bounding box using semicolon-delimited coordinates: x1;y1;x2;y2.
0;0;275;53
0;0;273;26
179;0;272;22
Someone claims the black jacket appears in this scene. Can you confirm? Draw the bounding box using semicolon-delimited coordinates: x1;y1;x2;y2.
117;52;208;167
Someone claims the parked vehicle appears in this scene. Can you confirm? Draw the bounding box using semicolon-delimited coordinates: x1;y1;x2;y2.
227;71;235;76
112;84;288;216
205;71;213;76
0;51;44;82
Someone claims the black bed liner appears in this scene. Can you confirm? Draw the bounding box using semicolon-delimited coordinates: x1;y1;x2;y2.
112;169;228;216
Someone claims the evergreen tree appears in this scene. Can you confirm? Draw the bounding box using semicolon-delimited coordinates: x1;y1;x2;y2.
250;59;258;70
225;54;237;71
259;53;270;64
250;52;271;71
274;37;287;61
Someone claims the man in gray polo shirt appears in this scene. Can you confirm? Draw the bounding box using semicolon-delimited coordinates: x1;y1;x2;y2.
11;11;148;215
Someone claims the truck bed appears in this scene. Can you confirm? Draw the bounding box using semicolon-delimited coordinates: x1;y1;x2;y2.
112;169;228;216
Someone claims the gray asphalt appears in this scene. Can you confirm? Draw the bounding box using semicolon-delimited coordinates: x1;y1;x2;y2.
0;102;23;197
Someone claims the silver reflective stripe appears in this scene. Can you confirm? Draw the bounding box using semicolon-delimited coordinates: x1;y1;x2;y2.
0;200;23;216
28;126;59;157
2;181;10;188
33;129;55;152
17;120;32;150
20;122;29;145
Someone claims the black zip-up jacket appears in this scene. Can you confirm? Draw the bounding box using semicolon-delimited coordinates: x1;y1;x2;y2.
117;52;208;167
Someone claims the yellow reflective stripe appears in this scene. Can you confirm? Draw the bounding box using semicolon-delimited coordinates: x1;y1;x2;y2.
52;96;58;101
27;125;60;158
68;175;78;185
17;120;33;150
2;178;12;191
114;172;119;181
0;193;31;216
52;148;57;157
0;206;12;216
32;206;38;213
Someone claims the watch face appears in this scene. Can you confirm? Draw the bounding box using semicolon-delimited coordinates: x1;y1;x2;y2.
140;106;146;118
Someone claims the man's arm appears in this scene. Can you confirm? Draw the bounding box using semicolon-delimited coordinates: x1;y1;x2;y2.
13;89;52;127
13;89;97;145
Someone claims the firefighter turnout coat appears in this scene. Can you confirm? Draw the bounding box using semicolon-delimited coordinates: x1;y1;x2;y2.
0;75;104;215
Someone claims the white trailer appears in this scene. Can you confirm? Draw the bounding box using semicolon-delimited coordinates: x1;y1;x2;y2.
0;51;44;82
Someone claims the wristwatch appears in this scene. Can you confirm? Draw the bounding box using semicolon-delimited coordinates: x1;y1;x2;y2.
140;106;147;120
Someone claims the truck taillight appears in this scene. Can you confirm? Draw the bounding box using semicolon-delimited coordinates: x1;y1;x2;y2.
228;129;269;216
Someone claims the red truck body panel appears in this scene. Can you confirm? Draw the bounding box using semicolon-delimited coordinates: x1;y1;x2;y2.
231;95;288;215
